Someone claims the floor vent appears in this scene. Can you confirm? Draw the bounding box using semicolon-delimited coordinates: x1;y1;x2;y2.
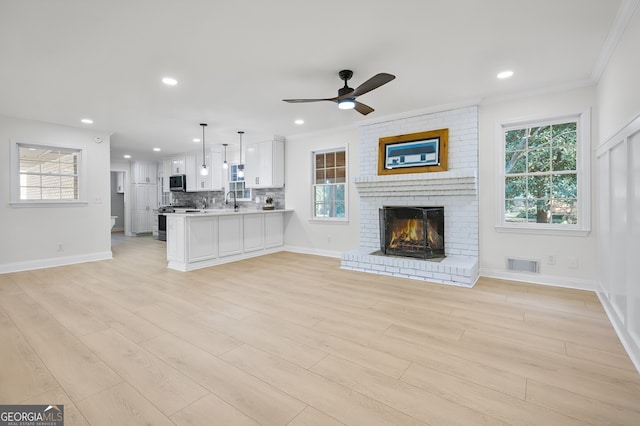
506;258;540;273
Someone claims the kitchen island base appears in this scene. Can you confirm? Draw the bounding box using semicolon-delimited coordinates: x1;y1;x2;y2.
166;210;288;272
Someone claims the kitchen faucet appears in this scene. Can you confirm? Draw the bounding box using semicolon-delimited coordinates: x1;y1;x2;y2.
225;191;239;211
201;196;208;209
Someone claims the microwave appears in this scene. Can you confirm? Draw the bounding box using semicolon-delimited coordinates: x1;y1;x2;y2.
169;174;186;192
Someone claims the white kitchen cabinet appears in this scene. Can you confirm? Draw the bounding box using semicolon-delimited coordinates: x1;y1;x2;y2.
166;215;185;262
196;150;223;191
116;172;125;193
243;214;265;252
131;184;158;234
166;210;289;272
185;154;197;192
245;139;284;188
170;156;186;175
188;216;218;262
131;160;157;184
265;212;284;248
218;215;243;257
162;160;172;192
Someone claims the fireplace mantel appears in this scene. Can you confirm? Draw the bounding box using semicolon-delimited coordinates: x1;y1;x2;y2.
353;168;477;198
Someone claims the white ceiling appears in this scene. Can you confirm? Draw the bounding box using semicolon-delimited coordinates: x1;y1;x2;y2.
0;0;623;160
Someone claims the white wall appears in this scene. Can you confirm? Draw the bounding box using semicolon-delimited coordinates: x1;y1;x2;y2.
597;4;640;142
0;116;112;272
595;4;640;372
284;126;360;257
478;86;599;289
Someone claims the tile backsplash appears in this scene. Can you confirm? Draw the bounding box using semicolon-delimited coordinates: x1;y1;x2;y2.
169;187;284;210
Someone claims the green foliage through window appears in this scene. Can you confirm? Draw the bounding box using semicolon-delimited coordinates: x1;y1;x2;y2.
504;122;578;224
313;150;346;219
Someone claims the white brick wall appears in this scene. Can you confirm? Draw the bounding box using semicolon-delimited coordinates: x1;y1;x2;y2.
341;105;479;287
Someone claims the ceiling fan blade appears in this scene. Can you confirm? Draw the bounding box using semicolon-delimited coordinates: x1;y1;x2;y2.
354;101;374;115
351;73;395;98
282;98;336;103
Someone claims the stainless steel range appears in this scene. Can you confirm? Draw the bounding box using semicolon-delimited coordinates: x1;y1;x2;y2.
157;205;193;241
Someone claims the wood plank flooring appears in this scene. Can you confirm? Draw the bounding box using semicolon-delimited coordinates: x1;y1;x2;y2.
0;234;639;425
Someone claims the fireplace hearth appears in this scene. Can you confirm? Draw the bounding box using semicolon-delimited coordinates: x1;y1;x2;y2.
379;206;445;259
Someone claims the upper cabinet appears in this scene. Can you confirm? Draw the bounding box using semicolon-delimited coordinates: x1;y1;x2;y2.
162;160;172;192
185;154;197;192
131;160;157;184
244;139;284;188
195;150;223;191
170;156;186;175
164;150;224;193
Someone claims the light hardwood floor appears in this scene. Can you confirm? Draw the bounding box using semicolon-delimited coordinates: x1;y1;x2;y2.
1;234;639;425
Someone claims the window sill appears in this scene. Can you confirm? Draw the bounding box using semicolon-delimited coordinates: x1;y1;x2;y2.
10;201;88;208
309;218;349;224
495;224;590;237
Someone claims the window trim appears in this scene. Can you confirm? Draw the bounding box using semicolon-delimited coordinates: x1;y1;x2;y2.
10;139;88;207
495;109;591;236
311;146;348;222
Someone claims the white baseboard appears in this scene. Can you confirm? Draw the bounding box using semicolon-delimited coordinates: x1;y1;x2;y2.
283;245;343;259
479;268;597;291
596;288;640;374
0;251;113;274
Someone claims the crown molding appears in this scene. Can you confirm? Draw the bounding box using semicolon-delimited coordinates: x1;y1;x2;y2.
591;0;640;82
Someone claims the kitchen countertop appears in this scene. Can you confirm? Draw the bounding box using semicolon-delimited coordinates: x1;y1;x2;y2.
168;208;291;217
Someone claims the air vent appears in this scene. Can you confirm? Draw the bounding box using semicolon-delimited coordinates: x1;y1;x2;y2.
506;258;540;273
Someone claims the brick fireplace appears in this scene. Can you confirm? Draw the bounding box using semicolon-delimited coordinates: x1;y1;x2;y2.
341;106;479;287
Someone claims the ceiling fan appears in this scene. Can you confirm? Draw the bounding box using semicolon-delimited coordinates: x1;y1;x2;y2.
283;69;395;115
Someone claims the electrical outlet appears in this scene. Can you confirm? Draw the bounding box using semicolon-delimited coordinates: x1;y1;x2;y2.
327;235;332;243
57;243;63;252
568;256;578;268
255;196;261;203
547;255;556;265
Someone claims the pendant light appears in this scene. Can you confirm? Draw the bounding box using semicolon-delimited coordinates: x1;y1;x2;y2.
199;123;208;176
237;131;245;178
222;143;229;169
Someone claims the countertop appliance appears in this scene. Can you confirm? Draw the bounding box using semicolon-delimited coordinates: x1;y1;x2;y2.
169;174;187;192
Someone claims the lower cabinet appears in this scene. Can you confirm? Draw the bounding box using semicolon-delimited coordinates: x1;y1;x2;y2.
167;211;285;271
218;216;243;257
244;214;265;253
188;217;218;261
265;212;284;248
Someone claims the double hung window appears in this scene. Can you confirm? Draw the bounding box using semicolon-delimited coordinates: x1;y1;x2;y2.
313;149;347;220
498;111;590;235
229;164;251;200
12;142;84;205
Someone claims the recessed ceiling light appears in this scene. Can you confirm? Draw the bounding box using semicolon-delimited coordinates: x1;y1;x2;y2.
123;154;131;159
193;138;201;143
497;70;514;79
81;118;93;124
162;77;178;86
153;147;161;152
294;119;304;125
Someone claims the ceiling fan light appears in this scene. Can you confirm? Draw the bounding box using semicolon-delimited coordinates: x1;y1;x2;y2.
338;98;356;110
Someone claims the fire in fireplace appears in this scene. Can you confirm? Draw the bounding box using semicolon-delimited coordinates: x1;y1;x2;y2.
379;206;445;259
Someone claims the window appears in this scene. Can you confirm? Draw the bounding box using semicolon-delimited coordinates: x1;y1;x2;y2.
498;111;590;235
313;149;347;220
11;141;85;205
229;164;251;201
